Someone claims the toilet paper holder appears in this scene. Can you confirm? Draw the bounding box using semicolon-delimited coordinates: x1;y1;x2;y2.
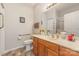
18;34;32;39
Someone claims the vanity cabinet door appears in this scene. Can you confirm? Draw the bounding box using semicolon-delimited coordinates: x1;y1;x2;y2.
38;39;59;56
45;41;59;53
38;43;45;56
33;46;38;56
59;46;79;56
33;37;38;47
33;37;38;56
46;48;58;56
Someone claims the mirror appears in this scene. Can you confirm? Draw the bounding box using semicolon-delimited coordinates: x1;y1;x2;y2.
64;10;79;33
41;8;57;35
46;18;55;35
41;3;79;35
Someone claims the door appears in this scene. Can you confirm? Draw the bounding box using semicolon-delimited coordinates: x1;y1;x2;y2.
46;48;58;56
59;46;79;56
38;43;45;56
33;37;38;56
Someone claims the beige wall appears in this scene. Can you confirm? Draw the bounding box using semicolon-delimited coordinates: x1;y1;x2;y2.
4;3;34;50
2;3;79;51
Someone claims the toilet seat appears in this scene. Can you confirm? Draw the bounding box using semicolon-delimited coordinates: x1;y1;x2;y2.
24;40;33;44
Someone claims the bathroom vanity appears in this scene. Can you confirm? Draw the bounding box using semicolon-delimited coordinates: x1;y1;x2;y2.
32;35;79;56
32;4;79;56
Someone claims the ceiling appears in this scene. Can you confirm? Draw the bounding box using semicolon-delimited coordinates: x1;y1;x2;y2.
55;3;79;11
54;3;79;15
20;3;38;7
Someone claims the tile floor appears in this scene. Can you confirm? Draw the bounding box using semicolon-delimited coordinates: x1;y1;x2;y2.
2;47;34;56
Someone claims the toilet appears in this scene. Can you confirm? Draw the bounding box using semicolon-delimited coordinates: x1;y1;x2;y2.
18;34;33;52
21;34;33;52
24;39;33;51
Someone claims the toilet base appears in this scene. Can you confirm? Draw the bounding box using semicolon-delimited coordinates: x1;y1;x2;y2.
25;44;33;52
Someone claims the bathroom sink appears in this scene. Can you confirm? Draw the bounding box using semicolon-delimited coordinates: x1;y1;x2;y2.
44;35;57;40
47;34;60;40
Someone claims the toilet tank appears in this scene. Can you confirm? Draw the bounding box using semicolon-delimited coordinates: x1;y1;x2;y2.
22;34;32;40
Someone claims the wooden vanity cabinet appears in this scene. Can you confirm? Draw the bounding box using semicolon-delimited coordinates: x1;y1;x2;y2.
45;41;59;56
38;43;45;56
45;41;59;53
59;46;79;56
33;37;79;56
38;39;46;56
33;37;59;56
33;37;38;56
46;48;58;56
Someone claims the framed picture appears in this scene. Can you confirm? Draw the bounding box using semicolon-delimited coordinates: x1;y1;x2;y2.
34;22;39;29
19;17;25;23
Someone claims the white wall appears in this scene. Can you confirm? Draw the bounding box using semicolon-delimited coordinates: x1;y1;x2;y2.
4;3;34;50
64;10;79;33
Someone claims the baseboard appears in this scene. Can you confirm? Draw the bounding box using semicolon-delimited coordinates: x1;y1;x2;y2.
1;45;24;55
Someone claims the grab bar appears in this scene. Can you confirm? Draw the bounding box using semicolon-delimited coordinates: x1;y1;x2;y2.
18;34;32;39
19;34;31;36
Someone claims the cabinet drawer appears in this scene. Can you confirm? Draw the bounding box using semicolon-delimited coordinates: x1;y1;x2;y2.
38;39;46;45
45;41;59;53
38;43;45;56
38;39;59;53
60;46;79;56
47;49;58;56
33;46;38;56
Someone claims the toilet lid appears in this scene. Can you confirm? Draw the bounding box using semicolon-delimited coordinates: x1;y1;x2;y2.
24;40;33;44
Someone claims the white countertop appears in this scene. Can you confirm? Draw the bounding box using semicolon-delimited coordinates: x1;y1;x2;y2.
32;34;79;52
